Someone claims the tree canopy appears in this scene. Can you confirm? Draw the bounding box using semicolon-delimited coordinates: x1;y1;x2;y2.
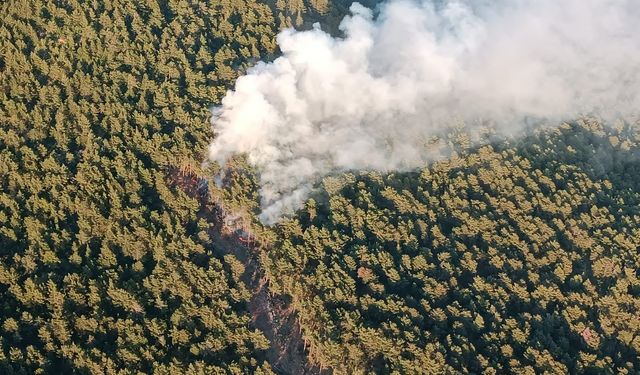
266;121;640;374
2;0;639;374
0;0;329;372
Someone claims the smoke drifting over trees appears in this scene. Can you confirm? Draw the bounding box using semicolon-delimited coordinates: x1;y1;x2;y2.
209;0;640;224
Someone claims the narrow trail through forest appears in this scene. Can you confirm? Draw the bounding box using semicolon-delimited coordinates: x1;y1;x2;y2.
169;165;323;373
208;210;321;374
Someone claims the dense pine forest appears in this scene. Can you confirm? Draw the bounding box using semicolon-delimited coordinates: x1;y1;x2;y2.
1;0;639;374
267;121;640;373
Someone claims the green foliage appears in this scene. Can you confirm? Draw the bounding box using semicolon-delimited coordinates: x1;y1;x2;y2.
268;121;640;374
3;0;639;374
0;0;291;372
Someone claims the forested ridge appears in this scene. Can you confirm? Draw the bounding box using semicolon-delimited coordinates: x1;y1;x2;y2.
1;0;639;374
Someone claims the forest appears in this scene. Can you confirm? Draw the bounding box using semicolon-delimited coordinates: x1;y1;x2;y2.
1;0;639;374
266;120;640;373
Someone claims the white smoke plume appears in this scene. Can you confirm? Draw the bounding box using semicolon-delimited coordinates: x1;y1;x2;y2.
209;0;640;224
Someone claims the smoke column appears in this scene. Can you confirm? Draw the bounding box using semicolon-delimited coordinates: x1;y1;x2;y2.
209;0;640;224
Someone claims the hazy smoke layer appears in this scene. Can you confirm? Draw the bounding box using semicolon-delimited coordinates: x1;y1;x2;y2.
209;0;640;224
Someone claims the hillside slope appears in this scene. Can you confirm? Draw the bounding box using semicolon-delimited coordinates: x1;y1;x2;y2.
265;121;640;374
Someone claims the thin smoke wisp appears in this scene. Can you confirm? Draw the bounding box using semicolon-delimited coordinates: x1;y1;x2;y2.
209;0;640;224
